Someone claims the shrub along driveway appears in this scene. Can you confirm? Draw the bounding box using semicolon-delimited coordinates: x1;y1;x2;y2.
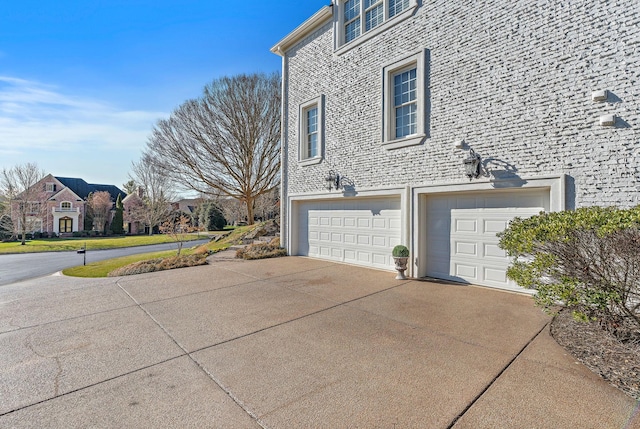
0;256;638;428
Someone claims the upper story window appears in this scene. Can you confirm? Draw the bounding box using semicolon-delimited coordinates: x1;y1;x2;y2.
45;182;56;192
393;67;417;139
306;107;319;158
389;0;410;18
382;49;427;149
335;0;417;52
298;95;325;166
61;201;71;211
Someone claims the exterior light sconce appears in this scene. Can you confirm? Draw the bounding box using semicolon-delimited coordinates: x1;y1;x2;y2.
325;170;342;191
463;148;482;180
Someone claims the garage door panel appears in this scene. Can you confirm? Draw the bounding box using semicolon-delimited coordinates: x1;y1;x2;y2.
426;190;549;292
372;253;389;266
455;263;477;279
357;218;371;228
484;267;508;283
454;241;477;257
298;197;401;270
372;235;387;247
484;219;508;234
484;243;506;258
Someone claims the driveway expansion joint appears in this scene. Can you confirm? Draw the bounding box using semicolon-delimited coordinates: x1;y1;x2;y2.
115;279;269;429
445;321;551;429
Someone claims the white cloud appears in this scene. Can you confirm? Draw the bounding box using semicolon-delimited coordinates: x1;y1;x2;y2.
0;76;168;186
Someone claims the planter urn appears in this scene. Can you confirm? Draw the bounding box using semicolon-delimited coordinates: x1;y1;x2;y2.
393;256;409;280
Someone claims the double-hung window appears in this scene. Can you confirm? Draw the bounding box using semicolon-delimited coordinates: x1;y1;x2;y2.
306;107;319;158
382;50;427;149
393;67;417;139
298;95;325;166
336;0;417;51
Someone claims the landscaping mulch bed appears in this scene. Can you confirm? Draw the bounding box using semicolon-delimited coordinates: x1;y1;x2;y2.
550;308;640;401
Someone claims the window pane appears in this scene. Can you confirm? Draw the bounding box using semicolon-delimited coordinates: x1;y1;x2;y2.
306;107;318;158
393;68;417;107
307;108;317;133
344;0;360;21
308;133;318;158
395;103;417;138
345;19;361;42
365;3;383;31
389;0;410;18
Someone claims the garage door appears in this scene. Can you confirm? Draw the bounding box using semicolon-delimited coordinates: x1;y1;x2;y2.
425;189;549;291
297;197;401;270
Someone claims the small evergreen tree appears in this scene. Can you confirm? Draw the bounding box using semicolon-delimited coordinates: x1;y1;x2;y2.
111;193;125;234
200;201;225;231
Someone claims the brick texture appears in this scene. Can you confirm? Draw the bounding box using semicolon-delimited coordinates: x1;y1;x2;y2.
282;2;640;209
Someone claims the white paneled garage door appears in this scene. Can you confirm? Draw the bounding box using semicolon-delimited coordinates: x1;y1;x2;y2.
297;197;401;270
425;189;549;291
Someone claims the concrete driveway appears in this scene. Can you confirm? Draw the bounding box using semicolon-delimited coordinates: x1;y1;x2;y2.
0;256;638;428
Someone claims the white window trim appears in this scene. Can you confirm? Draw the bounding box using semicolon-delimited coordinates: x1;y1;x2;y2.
298;95;325;166
333;0;418;55
382;50;427;150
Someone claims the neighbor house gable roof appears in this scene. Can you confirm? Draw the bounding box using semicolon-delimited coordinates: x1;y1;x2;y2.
55;177;125;201
49;186;83;202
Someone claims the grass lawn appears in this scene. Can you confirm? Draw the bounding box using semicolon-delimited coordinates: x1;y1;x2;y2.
62;225;254;278
0;233;212;254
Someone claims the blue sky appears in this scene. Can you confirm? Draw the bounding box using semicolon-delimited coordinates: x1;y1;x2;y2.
0;0;328;191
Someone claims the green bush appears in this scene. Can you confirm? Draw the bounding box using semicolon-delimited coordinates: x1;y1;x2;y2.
498;206;640;342
392;245;409;258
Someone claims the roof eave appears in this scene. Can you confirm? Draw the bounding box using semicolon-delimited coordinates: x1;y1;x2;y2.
271;5;333;56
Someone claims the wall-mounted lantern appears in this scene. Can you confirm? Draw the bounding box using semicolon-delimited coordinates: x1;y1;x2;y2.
325;170;342;191
463;149;482;180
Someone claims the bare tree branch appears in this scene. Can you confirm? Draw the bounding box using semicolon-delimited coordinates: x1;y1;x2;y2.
0;163;46;244
145;73;281;224
128;155;175;235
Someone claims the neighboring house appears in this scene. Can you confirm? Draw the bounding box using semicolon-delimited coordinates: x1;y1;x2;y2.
122;191;144;235
171;198;202;217
10;175;125;235
272;1;639;292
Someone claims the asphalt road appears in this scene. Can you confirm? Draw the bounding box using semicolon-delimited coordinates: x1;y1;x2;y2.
0;239;211;286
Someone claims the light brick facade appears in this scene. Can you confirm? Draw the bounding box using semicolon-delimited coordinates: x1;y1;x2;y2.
273;1;639;282
10;174;125;236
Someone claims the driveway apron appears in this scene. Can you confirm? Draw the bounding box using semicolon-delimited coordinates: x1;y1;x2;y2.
0;256;638;428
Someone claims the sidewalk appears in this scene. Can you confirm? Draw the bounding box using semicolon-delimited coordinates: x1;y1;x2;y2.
0;256;638;428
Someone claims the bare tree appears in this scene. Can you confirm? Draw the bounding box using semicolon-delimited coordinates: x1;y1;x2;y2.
159;214;196;256
129;155;174;235
253;187;280;221
145;73;280;225
88;191;113;233
0;163;46;244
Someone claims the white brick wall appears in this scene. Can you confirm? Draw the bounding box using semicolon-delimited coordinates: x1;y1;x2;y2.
281;1;640;210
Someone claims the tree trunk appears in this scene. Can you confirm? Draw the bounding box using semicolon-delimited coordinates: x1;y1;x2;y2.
20;214;26;245
246;197;255;225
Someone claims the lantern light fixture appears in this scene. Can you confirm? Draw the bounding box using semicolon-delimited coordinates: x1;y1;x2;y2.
463;148;482;180
325;170;342;191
